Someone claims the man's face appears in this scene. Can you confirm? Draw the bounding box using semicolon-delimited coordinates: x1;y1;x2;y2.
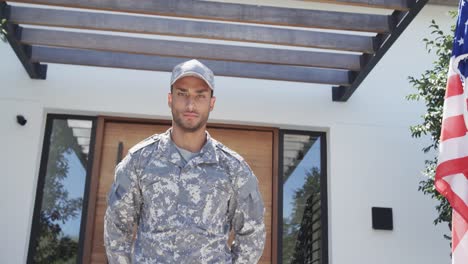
168;76;216;133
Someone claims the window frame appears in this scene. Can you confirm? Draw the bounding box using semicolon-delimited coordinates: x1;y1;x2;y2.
277;129;328;264
27;114;97;264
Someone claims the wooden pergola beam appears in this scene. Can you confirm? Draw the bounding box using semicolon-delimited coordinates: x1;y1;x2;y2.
9;6;376;53
30;46;355;85
0;3;46;79
303;0;414;10
20;28;362;70
3;0;392;32
332;0;428;101
1;0;430;101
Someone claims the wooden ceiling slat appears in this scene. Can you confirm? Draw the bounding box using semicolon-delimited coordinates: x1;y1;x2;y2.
0;3;47;79
303;0;413;10
9;6;376;53
20;28;362;70
3;0;392;32
30;46;354;85
1;0;430;101
0;21;47;80
332;0;428;101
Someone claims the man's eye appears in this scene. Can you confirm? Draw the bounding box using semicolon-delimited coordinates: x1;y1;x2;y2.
177;92;187;96
197;95;206;99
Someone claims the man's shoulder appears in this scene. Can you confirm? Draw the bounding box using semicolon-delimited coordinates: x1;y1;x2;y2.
213;139;246;165
213;139;256;186
129;133;164;154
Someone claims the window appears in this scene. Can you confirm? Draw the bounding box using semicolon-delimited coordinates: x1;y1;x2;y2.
27;115;96;264
280;131;328;264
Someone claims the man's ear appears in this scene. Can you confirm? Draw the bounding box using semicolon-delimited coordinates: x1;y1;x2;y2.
168;92;173;108
209;96;216;111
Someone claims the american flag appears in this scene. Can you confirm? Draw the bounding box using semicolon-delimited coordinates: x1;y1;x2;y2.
434;0;468;261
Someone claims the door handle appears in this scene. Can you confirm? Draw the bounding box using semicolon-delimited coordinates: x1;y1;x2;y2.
116;141;123;165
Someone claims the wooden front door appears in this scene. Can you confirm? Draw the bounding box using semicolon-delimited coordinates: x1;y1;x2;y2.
86;119;276;264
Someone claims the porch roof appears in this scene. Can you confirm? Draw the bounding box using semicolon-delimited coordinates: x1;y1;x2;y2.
0;0;436;101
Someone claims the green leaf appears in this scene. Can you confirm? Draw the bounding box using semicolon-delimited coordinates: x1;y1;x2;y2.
407;18;452;250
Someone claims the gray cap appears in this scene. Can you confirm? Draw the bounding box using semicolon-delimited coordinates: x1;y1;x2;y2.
170;59;215;90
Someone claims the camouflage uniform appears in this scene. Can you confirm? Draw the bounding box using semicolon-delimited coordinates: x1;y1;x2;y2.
104;129;266;263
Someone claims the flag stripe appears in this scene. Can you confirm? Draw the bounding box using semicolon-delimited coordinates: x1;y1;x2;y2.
441;115;468;141
436;156;468;177
446;73;464;98
443;94;468;118
453;231;468;262
438;134;468;164
443;173;468;206
435;173;468;222
453;210;468;258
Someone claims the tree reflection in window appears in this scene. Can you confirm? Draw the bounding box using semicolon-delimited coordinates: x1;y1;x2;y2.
282;133;324;264
30;117;94;263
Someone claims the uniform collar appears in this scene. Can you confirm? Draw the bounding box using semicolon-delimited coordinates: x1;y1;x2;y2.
157;128;219;166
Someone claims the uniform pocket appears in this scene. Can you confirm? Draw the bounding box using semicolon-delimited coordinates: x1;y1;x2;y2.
199;183;231;230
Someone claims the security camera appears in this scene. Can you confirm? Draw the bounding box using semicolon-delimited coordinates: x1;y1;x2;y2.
16;115;27;126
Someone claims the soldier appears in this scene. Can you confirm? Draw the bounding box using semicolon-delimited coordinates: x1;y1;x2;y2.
104;59;266;263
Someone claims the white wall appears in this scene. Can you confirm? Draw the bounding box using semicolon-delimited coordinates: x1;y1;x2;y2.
0;3;454;263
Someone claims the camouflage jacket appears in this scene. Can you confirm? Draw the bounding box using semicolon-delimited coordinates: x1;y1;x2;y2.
104;129;266;264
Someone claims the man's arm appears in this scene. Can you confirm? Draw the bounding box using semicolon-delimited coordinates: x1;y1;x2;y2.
104;153;142;264
231;163;266;264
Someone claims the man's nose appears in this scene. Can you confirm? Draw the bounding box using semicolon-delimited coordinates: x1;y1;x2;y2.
186;96;195;110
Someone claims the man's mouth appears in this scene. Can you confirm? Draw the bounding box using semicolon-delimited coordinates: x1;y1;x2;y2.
183;112;199;118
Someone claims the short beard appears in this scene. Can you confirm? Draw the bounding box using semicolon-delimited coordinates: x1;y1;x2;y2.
171;109;208;133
